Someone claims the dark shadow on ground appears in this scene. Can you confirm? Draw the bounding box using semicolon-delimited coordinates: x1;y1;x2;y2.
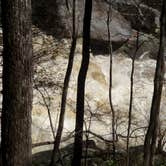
32;144;166;166
90;39;128;56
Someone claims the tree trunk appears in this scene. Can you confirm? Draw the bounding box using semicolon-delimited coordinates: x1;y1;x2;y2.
143;1;166;165
107;2;116;161
72;0;92;165
49;1;77;165
126;31;139;166
1;0;33;165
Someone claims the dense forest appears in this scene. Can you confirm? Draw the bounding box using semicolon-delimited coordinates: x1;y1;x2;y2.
0;0;166;166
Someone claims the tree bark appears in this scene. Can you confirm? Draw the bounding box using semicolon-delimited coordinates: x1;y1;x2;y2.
1;0;33;165
72;0;92;165
143;1;166;165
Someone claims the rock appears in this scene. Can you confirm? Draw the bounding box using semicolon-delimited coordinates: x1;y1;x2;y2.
111;1;160;34
142;0;162;11
114;0;162;11
32;0;132;42
91;0;131;42
90;39;127;55
117;31;160;59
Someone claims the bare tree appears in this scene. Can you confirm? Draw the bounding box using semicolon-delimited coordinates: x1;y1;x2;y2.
72;0;92;165
107;1;116;161
49;0;77;165
144;1;166;165
1;0;33;165
126;31;140;166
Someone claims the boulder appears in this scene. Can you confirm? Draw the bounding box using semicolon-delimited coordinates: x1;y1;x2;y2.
142;0;162;11
111;1;160;34
91;0;132;42
32;0;132;42
113;0;162;11
117;31;160;59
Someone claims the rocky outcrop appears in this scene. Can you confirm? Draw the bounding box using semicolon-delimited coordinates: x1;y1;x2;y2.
0;0;160;38
32;0;132;42
91;0;132;42
142;0;162;11
32;0;161;56
117;31;160;59
111;1;160;34
114;0;162;11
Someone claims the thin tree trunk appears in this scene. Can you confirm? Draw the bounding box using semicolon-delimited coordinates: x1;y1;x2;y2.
126;31;139;166
107;2;116;161
49;1;77;165
72;0;92;165
144;1;166;165
1;0;33;165
84;111;93;166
